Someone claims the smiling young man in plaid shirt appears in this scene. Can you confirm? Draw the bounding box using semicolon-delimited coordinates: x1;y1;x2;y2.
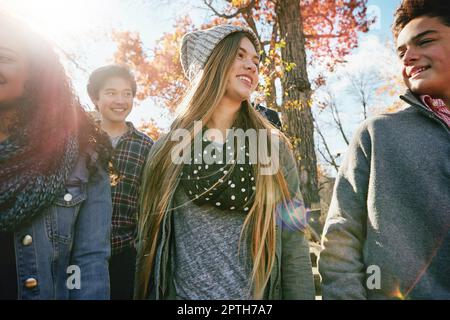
88;65;153;300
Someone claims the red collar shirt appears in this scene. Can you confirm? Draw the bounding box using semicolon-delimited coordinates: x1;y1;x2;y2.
420;95;450;128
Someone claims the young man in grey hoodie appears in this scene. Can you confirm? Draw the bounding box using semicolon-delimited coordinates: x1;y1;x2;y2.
319;0;450;300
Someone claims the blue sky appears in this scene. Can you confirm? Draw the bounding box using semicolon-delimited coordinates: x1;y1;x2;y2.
368;0;401;36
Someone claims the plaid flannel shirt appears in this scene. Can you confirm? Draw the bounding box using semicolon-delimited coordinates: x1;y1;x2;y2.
421;95;450;128
110;122;153;255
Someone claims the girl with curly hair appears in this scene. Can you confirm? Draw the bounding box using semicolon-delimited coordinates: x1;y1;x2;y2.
0;12;113;300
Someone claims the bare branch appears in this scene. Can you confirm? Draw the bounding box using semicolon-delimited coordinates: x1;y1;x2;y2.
314;119;339;172
56;45;89;74
317;146;339;172
304;32;349;39
330;104;350;146
323;89;350;145
345;71;381;120
203;0;256;19
243;11;258;36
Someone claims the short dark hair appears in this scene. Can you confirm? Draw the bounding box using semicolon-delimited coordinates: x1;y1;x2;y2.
392;0;450;39
87;64;137;101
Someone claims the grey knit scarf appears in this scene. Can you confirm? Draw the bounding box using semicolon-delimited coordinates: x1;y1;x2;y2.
0;134;79;232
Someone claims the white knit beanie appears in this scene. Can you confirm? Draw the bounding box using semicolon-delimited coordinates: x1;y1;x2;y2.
180;24;260;81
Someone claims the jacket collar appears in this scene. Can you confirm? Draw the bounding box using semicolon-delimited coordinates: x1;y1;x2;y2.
95;120;139;140
400;90;428;110
120;121;140;139
400;90;450;132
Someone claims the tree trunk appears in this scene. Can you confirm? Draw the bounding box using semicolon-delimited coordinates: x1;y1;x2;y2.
275;0;320;207
265;75;278;110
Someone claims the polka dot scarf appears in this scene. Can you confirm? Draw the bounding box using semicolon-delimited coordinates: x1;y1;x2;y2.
180;133;256;212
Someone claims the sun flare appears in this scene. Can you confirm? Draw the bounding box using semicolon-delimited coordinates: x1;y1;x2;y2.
1;0;106;43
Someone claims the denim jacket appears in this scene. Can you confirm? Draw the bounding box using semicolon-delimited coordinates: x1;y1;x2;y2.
135;134;315;300
13;152;112;299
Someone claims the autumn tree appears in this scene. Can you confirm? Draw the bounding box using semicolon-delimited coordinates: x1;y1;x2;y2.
112;16;195;112
138;119;163;141
113;0;374;207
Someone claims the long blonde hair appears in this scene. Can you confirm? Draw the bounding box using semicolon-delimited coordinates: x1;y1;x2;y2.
137;32;293;299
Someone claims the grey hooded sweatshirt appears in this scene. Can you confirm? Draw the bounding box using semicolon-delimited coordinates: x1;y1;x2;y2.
319;90;450;300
